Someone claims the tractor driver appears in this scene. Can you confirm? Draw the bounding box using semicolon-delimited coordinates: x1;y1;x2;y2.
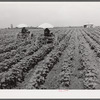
21;27;30;33
44;28;51;36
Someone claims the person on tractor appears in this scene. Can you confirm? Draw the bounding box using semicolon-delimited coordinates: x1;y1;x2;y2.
21;27;29;33
21;27;30;40
36;28;55;45
44;28;54;44
44;28;51;36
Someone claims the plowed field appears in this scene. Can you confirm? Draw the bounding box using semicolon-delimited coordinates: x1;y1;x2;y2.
0;27;100;89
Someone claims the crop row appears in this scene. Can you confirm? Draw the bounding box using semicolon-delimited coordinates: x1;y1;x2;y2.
0;30;70;72
0;42;42;73
87;28;100;37
94;27;100;33
83;29;100;45
78;33;99;89
25;32;72;89
80;29;100;58
0;43;54;89
58;34;75;89
0;50;17;62
0;29;70;57
0;39;31;54
0;43;32;62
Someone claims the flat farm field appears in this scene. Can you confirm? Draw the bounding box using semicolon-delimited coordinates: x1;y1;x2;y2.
0;27;100;89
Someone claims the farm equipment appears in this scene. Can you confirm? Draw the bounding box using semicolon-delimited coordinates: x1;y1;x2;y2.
16;27;30;42
36;32;55;46
43;28;55;44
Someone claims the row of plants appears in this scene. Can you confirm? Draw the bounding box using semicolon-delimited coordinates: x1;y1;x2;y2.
0;43;41;72
0;37;32;54
0;44;54;89
0;30;69;72
25;31;72;89
83;29;100;45
80;29;100;57
78;33;99;89
58;34;75;89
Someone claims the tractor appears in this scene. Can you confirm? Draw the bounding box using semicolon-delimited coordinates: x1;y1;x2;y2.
16;27;30;42
36;28;55;46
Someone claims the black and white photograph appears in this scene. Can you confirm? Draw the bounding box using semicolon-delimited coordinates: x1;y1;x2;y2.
0;2;100;90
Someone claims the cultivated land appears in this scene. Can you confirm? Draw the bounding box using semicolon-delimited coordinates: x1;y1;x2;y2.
0;27;100;89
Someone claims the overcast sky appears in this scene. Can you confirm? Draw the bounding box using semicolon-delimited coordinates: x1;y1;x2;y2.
0;2;100;28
